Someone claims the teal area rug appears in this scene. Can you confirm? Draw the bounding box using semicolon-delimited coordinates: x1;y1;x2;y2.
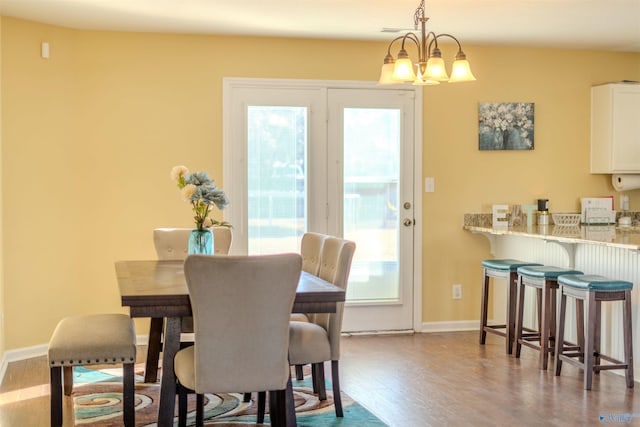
72;366;386;426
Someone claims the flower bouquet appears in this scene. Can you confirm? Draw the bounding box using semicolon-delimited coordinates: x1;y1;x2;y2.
171;165;229;254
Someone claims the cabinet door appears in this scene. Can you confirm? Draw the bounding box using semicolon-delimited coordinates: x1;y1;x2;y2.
591;84;640;173
611;87;640;172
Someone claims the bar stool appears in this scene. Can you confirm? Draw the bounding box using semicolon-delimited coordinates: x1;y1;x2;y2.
514;265;583;369
479;259;542;354
555;274;634;390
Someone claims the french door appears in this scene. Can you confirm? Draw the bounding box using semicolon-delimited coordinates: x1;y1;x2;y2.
223;79;421;333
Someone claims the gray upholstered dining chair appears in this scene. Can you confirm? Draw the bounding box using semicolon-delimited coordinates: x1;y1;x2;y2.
289;236;355;417
290;232;326;324
291;232;325;380
174;253;302;427
144;227;232;382
259;235;356;418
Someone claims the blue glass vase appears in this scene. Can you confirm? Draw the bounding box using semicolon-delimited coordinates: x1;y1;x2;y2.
188;229;213;255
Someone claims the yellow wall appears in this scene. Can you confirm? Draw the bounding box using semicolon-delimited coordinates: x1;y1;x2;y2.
1;16;639;350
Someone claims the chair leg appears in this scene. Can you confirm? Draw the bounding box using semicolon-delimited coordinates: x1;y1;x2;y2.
312;362;327;400
269;389;286;427
196;394;204;427
63;366;73;396
295;364;304;380
243;392;252;402
123;363;135;427
178;384;188;427
50;366;62;427
257;391;266;424
331;360;343;417
311;363;318;393
145;317;164;383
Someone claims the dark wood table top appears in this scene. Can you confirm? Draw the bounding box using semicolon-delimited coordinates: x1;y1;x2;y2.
116;259;346;316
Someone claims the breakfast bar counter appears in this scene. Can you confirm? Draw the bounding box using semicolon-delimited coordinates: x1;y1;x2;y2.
464;213;640;380
463;213;640;253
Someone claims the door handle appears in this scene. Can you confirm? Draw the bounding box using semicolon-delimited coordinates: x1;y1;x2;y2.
403;218;414;227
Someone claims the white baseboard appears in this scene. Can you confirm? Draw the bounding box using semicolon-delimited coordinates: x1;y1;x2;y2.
420;320;479;333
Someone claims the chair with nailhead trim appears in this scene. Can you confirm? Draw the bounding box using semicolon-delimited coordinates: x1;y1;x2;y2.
48;313;137;427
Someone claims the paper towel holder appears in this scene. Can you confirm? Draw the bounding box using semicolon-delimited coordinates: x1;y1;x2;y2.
612;174;640;192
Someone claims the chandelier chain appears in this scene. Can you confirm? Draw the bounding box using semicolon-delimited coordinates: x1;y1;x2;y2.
413;0;426;28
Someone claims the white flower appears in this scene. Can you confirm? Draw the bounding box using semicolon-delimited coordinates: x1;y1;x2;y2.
171;165;189;184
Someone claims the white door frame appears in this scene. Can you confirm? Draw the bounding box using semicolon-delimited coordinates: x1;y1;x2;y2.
222;78;423;332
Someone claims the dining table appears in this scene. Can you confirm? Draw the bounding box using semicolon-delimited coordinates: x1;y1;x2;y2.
115;259;346;427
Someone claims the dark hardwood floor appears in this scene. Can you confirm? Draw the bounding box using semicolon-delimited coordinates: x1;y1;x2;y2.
0;331;638;426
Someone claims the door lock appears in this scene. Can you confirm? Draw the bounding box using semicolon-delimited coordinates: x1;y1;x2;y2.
403;218;414;227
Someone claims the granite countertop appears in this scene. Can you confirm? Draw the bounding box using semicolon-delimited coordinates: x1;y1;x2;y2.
463;213;640;250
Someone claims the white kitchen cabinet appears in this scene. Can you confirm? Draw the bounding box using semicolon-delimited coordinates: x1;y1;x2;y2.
590;82;640;173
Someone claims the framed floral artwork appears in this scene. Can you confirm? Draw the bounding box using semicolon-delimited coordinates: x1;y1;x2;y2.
478;102;535;150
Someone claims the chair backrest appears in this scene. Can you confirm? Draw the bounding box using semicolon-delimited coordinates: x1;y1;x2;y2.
300;232;326;275
184;253;302;393
315;236;356;360
153;227;232;260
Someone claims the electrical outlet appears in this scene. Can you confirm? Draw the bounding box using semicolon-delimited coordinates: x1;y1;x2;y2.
621;195;630;211
452;284;462;299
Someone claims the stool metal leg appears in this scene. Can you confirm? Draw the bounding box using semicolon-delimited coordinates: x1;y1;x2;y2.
506;271;518;354
624;290;635;388
514;275;526;358
584;292;597;390
594;299;602;373
479;269;490;345
554;290;567;376
540;280;552;370
575;299;585;363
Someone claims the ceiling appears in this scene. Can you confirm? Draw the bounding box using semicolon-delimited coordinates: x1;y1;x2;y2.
1;0;639;52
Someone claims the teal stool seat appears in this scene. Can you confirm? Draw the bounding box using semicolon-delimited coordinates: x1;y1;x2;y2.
514;265;583;370
479;259;542;354
558;274;633;291
518;265;583;280
555;274;634;390
481;259;541;271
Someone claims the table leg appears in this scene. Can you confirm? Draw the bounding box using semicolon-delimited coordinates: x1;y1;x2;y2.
158;316;181;427
145;317;164;383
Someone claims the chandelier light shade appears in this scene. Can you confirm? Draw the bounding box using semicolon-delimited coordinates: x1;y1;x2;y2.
378;0;476;85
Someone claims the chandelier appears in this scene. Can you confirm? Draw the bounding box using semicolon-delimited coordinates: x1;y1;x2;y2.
378;0;476;85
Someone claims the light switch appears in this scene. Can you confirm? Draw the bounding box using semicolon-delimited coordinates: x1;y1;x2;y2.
425;177;435;192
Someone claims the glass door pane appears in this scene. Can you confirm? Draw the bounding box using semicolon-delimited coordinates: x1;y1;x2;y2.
247;106;307;254
343;108;401;302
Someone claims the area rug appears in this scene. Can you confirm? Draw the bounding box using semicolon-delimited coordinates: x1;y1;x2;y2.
71;365;386;426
